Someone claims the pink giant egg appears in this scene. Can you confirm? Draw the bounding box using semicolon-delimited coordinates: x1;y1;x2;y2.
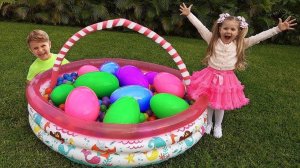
65;86;100;121
78;65;99;76
153;72;185;98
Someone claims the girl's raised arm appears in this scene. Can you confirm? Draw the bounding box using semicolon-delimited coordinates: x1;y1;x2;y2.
180;3;212;44
245;16;297;48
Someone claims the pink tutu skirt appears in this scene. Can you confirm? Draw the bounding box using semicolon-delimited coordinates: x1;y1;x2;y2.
187;67;249;110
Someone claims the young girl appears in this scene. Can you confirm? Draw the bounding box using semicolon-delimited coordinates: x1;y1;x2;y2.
180;3;297;138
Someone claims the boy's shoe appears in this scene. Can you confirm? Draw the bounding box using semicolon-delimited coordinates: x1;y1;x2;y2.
213;126;222;138
205;123;213;134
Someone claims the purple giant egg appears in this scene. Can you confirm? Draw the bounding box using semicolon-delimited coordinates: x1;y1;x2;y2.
116;65;149;88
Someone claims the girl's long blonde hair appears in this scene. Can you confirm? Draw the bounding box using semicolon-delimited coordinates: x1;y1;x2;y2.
202;16;248;71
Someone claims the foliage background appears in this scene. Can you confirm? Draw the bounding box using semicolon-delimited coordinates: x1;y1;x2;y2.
1;0;299;44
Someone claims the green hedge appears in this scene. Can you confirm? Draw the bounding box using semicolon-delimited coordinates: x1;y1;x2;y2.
1;0;299;44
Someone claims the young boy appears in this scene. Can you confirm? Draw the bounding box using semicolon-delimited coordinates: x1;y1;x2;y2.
26;29;69;84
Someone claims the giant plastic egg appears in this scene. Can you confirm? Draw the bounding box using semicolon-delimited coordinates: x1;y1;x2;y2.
103;97;143;124
150;93;189;119
116;65;149;88
144;71;158;85
110;85;153;112
77;65;99;76
50;84;75;106
99;61;120;75
153;72;185;98
74;72;119;98
65;86;100;121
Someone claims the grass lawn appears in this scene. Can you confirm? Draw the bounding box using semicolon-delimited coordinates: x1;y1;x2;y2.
0;21;299;167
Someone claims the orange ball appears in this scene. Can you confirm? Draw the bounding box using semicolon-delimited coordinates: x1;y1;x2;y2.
43;94;49;101
45;87;53;94
147;116;157;121
59;104;65;111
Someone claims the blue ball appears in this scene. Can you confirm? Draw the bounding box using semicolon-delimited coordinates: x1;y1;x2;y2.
56;80;63;86
63;74;70;79
66;76;73;81
58;77;64;82
71;72;78;77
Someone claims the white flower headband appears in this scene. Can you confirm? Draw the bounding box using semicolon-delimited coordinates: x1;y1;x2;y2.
217;13;248;29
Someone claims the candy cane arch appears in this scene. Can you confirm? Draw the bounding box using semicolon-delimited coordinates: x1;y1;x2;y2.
49;18;191;88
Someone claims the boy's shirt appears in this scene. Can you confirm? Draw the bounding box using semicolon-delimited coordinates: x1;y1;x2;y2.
27;53;69;81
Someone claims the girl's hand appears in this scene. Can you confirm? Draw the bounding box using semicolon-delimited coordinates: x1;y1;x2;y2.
180;3;193;16
278;16;297;31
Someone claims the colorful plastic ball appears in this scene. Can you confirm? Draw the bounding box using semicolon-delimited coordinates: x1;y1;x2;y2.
145;109;153;116
45;87;52;94
153;72;185;98
63;73;70;79
50;84;75;106
65;87;100;121
100;105;107;112
147;116;157;121
116;65;149;88
99;61;120;75
78;65;99;76
56;80;63;86
59;104;65;111
102;96;110;106
66;76;73;81
97;112;105;122
71;72;78;77
150;93;189;118
58;77;64;82
43;94;49;101
98;99;102;105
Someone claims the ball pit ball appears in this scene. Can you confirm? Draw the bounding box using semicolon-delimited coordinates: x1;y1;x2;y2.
45;87;52;94
59;104;65;110
100;105;107;112
77;65;99;76
102;96;110;106
58;77;64;82
65;86;100;121
97;112;105;122
71;72;78;77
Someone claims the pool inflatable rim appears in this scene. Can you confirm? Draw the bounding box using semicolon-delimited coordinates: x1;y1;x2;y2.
26;58;208;139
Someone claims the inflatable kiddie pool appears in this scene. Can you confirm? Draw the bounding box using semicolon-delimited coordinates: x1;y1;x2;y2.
26;19;208;167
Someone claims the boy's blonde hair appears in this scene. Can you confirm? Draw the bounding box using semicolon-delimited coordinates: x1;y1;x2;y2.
26;30;50;46
202;16;248;71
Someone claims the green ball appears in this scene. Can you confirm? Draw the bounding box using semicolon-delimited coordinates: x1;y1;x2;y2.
100;104;107;112
150;93;189;118
103;97;141;124
74;72;119;98
50;84;75;106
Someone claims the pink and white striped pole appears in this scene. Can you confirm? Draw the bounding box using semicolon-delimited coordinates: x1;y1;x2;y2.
50;18;191;88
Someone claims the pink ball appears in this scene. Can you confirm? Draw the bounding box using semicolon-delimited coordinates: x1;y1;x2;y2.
78;65;99;76
65;86;100;121
153;72;185;98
